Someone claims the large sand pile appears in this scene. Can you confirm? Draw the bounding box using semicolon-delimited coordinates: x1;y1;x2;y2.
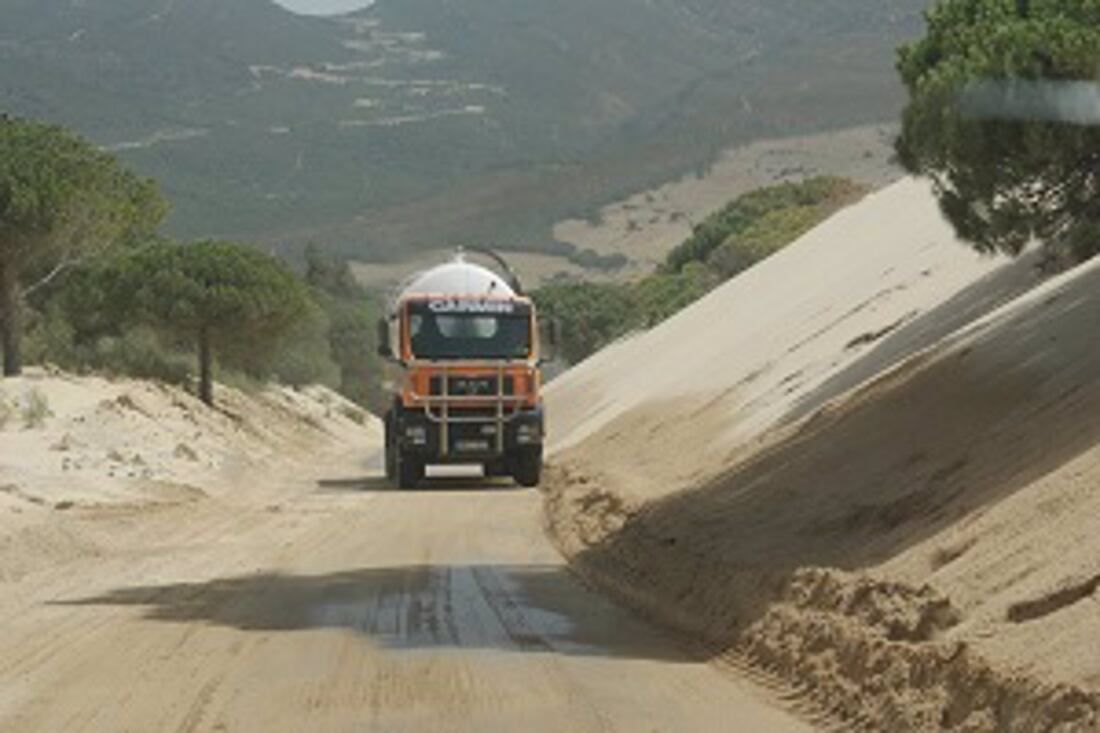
544;178;1099;729
548;179;1042;490
0;370;379;582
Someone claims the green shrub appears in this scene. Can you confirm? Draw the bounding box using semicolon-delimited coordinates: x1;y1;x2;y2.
0;390;12;429
25;307;192;386
534;281;639;364
19;241;387;411
21;389;52;429
567;248;629;271
304;248;386;410
22;304;79;368
664;176;866;274
339;404;368;425
216;368;266;396
267;300;341;389
95;327;194;385
632;264;718;327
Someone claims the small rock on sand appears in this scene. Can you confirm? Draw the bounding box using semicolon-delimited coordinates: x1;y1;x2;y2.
174;443;199;462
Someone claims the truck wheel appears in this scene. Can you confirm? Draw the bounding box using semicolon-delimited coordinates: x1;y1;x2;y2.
511;448;542;488
397;449;424;490
483;459;508;478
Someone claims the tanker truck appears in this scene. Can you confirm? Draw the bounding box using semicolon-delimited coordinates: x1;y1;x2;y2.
376;249;556;489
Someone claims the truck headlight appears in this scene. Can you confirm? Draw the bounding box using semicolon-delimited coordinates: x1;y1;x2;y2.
516;423;541;445
404;425;428;445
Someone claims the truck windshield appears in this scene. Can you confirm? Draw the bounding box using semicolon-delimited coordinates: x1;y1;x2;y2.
408;308;531;360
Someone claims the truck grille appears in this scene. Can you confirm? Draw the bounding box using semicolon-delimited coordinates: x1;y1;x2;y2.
429;375;515;397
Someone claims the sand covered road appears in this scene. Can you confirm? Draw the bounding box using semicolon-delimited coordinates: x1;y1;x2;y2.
0;448;814;732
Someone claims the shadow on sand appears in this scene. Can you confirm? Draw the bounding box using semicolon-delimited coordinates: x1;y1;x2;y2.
55;563;701;662
316;474;523;493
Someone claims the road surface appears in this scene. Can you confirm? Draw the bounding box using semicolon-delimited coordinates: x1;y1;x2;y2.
0;452;812;732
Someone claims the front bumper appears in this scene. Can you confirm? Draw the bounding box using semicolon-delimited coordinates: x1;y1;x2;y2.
397;406;544;462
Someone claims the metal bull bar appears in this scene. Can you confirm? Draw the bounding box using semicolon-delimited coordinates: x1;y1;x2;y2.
407;360;533;457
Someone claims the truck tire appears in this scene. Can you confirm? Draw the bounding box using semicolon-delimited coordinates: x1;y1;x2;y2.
397;448;425;490
511;448;542;488
483;458;508;478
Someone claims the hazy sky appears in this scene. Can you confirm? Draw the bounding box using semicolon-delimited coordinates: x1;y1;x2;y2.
272;0;374;15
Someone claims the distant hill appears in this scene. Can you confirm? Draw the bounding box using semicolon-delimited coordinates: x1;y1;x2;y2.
0;0;929;260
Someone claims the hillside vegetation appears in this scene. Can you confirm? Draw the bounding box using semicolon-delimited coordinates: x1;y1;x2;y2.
535;177;867;364
1;116;384;410
0;0;926;258
26;243;384;410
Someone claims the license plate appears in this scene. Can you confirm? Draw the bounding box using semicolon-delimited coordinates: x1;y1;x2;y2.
455;440;490;452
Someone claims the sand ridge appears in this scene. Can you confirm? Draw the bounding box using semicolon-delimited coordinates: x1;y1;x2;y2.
0;370;379;582
544;178;1100;730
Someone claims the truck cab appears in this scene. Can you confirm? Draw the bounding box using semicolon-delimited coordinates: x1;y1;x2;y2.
378;253;551;488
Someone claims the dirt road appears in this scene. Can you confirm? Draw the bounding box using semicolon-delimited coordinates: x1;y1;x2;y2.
0;450;811;732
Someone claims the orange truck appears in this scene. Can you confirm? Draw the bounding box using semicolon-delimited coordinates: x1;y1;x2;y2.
376;249;556;488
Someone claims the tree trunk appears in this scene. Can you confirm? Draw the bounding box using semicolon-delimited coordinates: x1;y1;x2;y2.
0;262;21;378
198;326;214;406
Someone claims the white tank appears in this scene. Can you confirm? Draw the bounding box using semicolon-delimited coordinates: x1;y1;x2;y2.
399;255;517;300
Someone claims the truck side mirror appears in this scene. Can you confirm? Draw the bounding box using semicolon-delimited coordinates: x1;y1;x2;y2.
376;317;392;359
539;318;562;362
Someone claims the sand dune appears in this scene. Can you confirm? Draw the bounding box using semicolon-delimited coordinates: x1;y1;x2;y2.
548;179;1041;480
0;370;379;582
544;177;1099;729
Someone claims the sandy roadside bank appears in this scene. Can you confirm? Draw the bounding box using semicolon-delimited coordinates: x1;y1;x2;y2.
0;370;379;583
543;178;1100;730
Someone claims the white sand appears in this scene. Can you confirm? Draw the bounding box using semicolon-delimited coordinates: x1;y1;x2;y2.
0;370;379;581
549;178;1037;463
544;177;1100;729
